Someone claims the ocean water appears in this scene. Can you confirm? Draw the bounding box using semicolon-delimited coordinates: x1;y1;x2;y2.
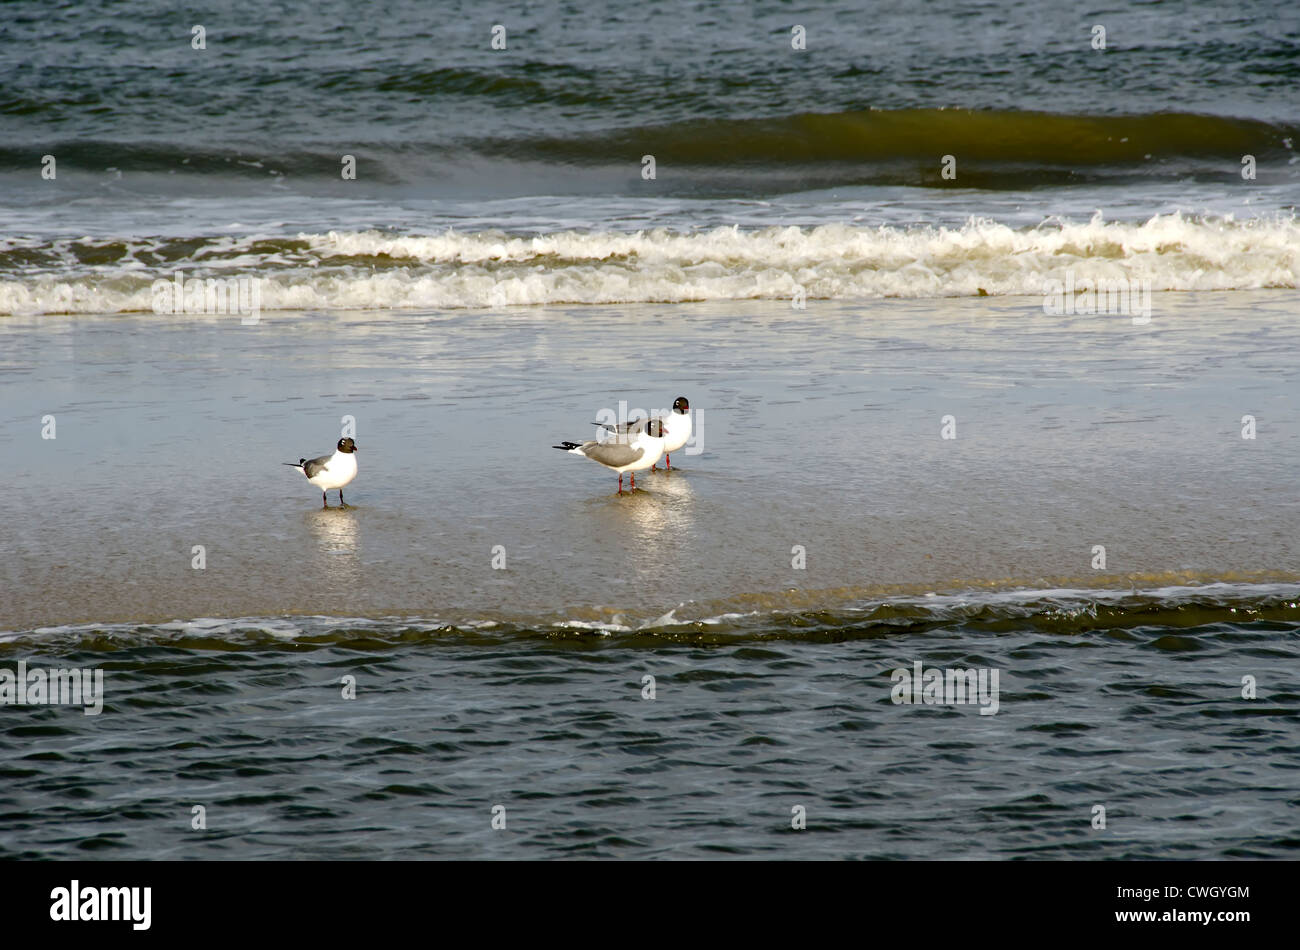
1;0;1299;859
3;0;1299;316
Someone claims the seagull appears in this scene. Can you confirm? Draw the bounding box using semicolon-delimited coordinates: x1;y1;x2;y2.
554;419;668;493
284;437;358;508
593;396;692;470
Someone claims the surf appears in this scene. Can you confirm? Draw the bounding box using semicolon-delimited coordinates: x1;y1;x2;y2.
2;212;1297;315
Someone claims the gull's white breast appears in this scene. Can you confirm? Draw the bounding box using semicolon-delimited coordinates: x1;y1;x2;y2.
626;431;665;472
308;450;357;490
663;411;692;454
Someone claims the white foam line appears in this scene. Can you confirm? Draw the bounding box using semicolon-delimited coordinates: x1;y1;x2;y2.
2;212;1297;314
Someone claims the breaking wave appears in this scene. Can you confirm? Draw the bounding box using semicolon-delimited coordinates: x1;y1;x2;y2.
1;212;1297;315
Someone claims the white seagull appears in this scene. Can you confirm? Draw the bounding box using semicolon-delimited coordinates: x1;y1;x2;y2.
554;419;668;494
284;437;358;508
593;396;692;470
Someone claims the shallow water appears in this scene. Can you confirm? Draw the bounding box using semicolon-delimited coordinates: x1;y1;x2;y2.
2;291;1298;629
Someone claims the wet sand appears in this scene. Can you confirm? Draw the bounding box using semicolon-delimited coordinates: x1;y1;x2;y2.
2;290;1298;632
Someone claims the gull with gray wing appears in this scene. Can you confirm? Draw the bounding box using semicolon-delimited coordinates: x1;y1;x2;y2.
284;437;358;508
554;420;667;493
593;396;692;470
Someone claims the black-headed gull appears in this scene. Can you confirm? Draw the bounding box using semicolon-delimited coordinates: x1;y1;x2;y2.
284;437;358;508
593;396;692;470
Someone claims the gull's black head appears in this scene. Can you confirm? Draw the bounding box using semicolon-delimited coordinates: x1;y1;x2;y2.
338;438;358;453
673;396;689;414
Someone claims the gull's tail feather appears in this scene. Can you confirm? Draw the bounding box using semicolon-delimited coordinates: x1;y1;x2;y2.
283;459;306;468
553;441;583;451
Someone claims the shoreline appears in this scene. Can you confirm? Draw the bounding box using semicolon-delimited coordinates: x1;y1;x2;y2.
7;572;1300;641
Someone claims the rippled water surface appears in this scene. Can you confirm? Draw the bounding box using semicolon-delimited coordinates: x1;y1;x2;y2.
3;586;1299;859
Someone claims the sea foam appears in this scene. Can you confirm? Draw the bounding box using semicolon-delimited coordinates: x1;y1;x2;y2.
1;213;1296;315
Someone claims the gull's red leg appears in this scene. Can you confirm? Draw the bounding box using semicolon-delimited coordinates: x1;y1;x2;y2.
617;472;623;494
665;453;672;470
